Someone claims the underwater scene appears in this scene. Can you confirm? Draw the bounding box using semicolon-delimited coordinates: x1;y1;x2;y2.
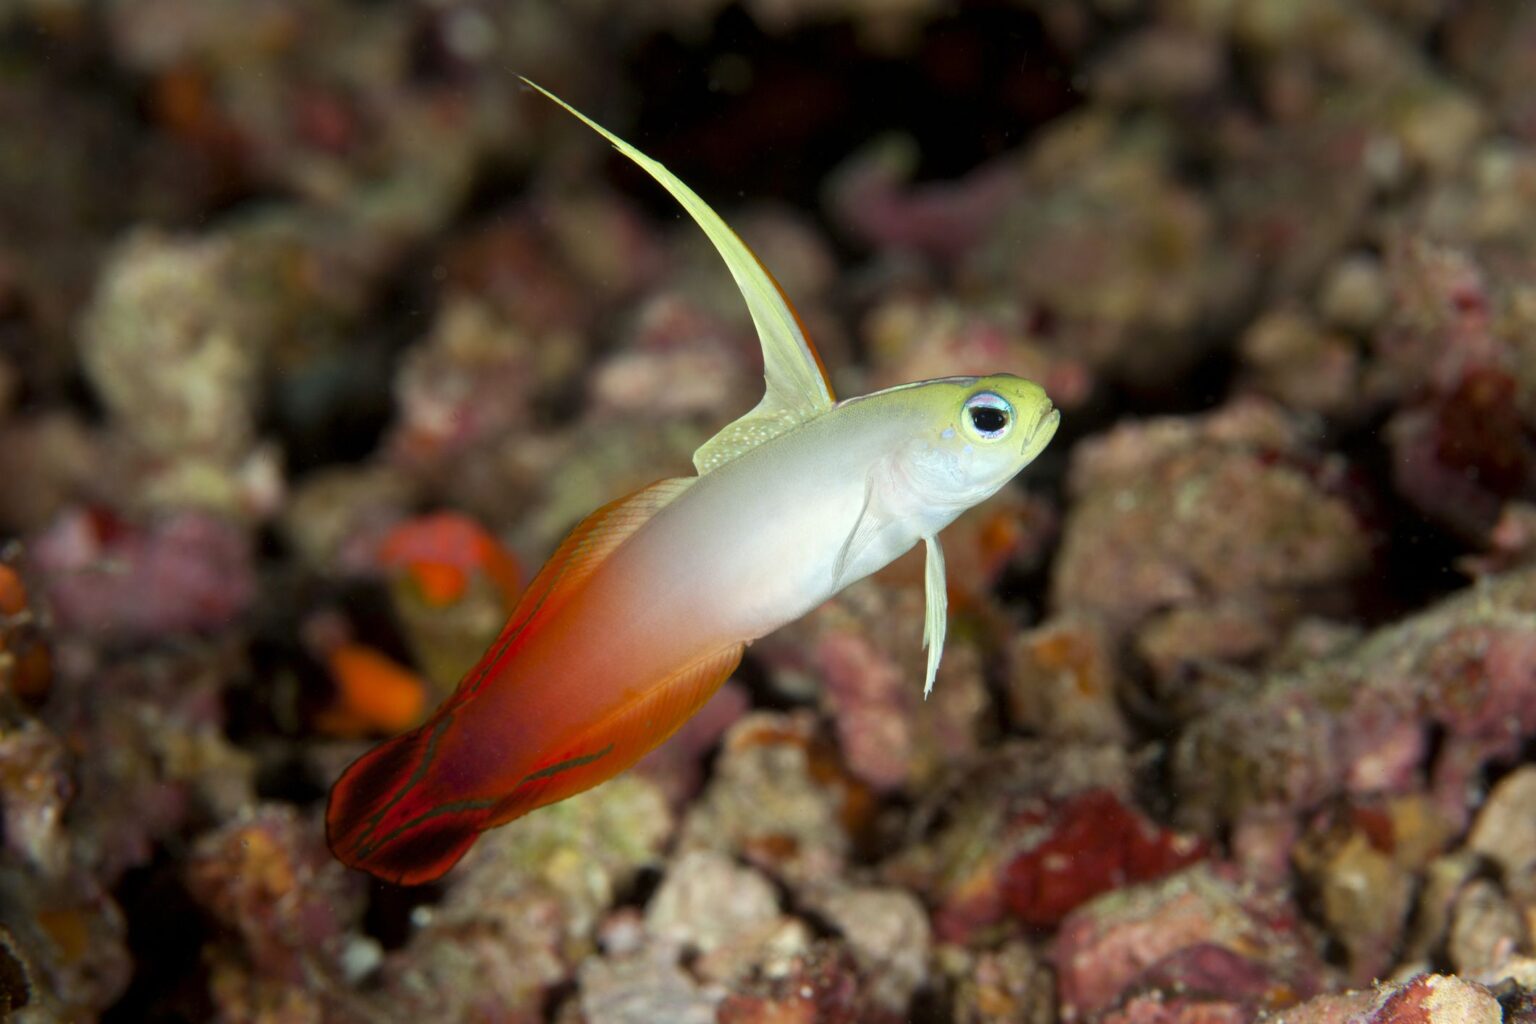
1;0;1535;1021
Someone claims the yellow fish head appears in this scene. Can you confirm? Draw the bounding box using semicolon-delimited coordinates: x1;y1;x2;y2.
889;374;1059;512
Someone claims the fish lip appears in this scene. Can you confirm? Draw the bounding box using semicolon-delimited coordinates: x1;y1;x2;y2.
1021;406;1060;461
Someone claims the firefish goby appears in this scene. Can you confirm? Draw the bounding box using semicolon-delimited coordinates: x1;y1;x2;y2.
325;79;1061;886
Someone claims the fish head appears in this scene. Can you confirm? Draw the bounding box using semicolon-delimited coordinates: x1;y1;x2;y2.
889;374;1059;513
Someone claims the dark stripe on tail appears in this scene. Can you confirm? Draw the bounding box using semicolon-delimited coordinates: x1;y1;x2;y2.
522;744;613;784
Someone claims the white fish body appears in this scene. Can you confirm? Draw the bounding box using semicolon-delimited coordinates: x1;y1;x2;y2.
325;81;1059;886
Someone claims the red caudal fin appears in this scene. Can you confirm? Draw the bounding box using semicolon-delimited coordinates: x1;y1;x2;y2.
327;477;700;885
326;639;746;885
325;714;492;885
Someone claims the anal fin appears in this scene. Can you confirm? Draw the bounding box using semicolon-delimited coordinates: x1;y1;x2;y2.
489;642;746;825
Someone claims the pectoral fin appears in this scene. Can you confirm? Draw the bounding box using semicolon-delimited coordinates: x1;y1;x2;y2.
831;473;878;591
922;535;947;699
520;79;836;475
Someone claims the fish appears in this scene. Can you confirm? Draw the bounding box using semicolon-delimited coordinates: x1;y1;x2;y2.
325;79;1061;885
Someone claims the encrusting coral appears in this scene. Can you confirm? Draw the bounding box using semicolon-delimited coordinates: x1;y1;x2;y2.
3;1;1536;1021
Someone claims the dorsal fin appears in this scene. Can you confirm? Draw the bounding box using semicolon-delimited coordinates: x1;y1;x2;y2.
521;79;836;474
452;477;693;706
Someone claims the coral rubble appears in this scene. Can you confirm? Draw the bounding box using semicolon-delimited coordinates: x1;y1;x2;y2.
3;1;1536;1021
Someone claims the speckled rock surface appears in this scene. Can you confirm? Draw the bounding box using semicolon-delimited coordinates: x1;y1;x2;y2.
4;2;1536;1021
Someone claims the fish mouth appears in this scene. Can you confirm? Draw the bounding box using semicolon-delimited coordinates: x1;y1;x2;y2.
1021;406;1060;464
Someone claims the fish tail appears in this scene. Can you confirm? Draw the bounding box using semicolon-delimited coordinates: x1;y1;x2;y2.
325;714;493;885
326;477;723;884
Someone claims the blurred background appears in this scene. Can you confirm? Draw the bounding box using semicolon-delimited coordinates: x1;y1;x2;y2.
3;0;1536;1021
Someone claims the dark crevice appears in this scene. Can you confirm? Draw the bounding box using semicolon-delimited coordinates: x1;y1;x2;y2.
621;864;666;910
616;2;1081;218
734;648;808;711
362;878;446;951
1107;346;1240;418
1336;413;1474;625
102;857;217;1024
262;259;437;477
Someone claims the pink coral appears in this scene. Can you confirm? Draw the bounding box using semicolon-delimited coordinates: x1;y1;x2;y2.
1052;864;1328;1020
28;507;255;638
1052;400;1371;686
1174;565;1536;846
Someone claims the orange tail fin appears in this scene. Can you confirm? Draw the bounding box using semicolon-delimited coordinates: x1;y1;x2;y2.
326;640;745;885
325;714;495;885
328;478;700;885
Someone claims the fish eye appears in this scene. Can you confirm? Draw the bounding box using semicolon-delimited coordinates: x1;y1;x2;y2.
963;391;1013;440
